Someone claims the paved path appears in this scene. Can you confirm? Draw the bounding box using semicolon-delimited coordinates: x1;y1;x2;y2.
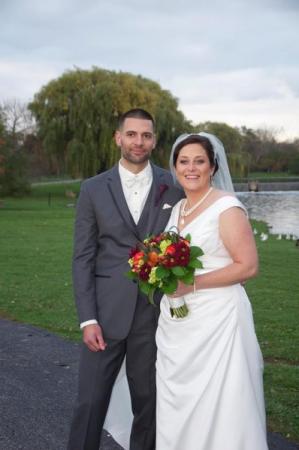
0;318;298;450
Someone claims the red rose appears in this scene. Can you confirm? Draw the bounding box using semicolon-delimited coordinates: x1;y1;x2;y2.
139;263;152;281
165;244;176;255
176;254;190;266
133;251;145;263
162;257;177;268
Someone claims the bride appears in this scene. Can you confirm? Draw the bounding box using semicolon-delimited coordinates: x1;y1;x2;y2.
155;132;268;449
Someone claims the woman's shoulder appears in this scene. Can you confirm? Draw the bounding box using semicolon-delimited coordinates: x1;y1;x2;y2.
210;190;246;214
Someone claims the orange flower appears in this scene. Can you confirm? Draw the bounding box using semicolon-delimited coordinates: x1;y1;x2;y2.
148;251;159;265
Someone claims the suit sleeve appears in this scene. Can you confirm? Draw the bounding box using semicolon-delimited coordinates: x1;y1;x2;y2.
72;182;99;324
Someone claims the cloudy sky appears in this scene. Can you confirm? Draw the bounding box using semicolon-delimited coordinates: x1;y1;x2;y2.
1;0;298;140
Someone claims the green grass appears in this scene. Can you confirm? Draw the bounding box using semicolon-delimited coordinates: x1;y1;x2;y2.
0;185;81;341
0;187;298;443
244;222;299;442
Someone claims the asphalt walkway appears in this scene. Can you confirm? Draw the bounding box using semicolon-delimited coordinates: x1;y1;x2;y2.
0;318;298;450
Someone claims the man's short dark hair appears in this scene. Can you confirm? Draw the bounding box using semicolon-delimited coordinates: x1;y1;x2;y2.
117;108;155;131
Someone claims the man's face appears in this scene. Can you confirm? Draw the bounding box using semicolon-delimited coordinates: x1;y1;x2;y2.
115;117;156;166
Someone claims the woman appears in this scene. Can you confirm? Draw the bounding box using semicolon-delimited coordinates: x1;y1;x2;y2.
156;132;268;450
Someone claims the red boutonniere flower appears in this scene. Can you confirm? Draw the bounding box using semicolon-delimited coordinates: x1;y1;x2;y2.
155;184;169;206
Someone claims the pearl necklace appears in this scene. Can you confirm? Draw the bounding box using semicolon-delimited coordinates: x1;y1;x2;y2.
180;187;213;225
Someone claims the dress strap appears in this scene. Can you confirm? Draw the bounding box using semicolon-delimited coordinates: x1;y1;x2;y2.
213;196;248;217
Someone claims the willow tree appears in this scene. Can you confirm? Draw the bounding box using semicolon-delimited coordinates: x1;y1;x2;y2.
226;153;250;178
29;68;189;178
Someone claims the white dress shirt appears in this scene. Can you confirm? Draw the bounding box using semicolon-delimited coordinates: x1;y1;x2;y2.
118;160;153;224
80;161;153;329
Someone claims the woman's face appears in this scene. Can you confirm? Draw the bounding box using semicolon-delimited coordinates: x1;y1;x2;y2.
175;143;214;193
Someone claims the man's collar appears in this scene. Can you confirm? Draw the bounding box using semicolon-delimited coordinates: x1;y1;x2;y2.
118;160;152;180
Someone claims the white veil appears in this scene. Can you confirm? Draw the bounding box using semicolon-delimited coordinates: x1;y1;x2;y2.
169;132;235;193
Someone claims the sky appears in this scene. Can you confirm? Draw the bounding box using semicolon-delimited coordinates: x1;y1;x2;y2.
1;0;299;140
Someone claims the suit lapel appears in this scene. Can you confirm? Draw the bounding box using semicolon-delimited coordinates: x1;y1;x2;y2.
137;164;168;237
107;165;139;239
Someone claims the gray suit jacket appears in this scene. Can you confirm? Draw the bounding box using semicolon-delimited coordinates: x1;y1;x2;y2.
73;163;183;339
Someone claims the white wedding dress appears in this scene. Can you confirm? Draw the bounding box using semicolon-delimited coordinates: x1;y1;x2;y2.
156;196;268;450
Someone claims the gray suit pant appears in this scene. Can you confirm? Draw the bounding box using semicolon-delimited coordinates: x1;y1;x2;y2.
67;296;159;450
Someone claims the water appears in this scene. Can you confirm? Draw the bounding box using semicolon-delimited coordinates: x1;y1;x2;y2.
237;191;299;238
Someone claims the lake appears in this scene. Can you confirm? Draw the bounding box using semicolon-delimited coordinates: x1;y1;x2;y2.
237;191;299;238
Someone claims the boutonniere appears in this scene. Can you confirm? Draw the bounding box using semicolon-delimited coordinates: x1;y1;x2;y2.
155;184;169;206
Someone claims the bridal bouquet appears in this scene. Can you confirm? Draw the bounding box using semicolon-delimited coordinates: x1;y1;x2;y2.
127;230;203;318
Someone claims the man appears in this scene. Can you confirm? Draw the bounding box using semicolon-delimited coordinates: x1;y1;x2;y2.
67;108;183;450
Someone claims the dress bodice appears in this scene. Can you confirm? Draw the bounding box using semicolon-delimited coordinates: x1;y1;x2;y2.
166;196;247;271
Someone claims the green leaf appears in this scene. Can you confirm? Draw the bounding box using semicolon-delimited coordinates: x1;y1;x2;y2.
183;267;194;277
162;277;178;294
156;266;169;279
139;281;152;295
148;289;156;307
126;270;137;280
185;233;192;242
181;272;194;285
190;246;204;258
188;259;203;269
171;266;186;277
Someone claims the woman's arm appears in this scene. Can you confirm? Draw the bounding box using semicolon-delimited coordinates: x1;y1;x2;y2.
173;207;258;297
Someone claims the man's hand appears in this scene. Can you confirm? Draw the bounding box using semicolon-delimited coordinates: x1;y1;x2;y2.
82;324;107;352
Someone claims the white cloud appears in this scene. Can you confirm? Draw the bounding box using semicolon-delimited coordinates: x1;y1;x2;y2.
0;61;60;101
167;67;299;103
0;0;298;138
181;97;299;141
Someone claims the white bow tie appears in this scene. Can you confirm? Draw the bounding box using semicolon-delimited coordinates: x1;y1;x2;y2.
124;174;149;189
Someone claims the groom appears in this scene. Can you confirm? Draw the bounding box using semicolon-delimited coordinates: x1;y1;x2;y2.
67;108;183;450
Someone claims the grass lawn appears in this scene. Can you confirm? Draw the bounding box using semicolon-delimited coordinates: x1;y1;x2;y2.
246;232;299;443
0;183;298;443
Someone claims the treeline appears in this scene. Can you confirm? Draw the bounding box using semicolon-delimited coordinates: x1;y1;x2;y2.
1;67;299;195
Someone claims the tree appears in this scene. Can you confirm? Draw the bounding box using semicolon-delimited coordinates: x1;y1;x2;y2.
0;99;34;137
194;122;243;154
0;134;31;196
193;122;248;177
289;151;299;175
29;67;190;178
0;114;5;178
240;126;289;173
0;110;5;136
0;105;31;196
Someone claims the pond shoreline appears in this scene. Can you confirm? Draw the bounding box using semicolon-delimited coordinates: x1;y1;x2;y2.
234;181;299;192
237;191;299;237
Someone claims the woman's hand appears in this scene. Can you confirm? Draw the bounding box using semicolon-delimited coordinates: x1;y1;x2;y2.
168;280;194;298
